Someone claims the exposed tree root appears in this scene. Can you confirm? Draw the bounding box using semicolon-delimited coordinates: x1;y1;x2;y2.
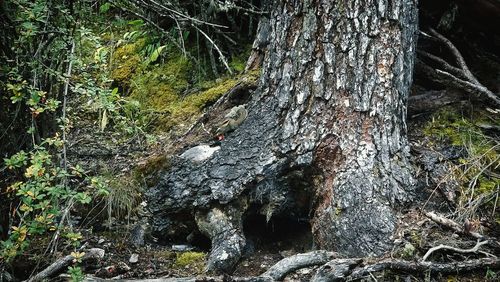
421;240;493;262
27;248;105;282
260;250;338;280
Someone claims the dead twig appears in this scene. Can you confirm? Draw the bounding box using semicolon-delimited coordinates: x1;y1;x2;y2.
193;25;232;75
421;240;493;262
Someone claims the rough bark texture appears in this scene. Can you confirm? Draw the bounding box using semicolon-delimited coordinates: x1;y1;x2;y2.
147;0;418;272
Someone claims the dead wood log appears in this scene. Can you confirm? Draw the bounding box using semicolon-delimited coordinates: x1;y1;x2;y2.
27;248;105;282
259;250;338;281
407;89;464;116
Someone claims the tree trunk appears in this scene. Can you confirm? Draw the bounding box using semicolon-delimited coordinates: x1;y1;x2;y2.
147;0;418;272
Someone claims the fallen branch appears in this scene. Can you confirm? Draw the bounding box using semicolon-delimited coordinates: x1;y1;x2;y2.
408;89;463;116
421;240;491;262
83;276;272;282
423;211;500;249
260;250;338;280
424;211;482;239
27;248;105;282
417;28;500;106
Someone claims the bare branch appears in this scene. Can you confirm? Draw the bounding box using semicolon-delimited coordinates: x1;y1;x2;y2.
417;50;468;81
193;25;233;74
421;240;492;262
436;70;500;105
429;28;479;85
418;29;500;106
423;211;500;249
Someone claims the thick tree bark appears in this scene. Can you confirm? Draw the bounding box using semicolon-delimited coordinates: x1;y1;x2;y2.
147;0;418;272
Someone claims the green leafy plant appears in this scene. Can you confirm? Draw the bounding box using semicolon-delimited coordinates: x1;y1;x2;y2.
68;265;84;282
0;136;107;261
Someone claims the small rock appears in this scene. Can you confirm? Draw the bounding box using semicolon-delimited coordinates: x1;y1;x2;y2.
98;238;105;244
129;253;139;264
171;244;194;251
298;268;311;275
89;248;106;259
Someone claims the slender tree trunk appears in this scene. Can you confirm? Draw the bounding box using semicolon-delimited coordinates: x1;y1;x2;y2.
148;0;418;271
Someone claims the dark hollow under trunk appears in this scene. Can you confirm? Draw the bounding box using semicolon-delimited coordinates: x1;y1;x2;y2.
147;0;418;272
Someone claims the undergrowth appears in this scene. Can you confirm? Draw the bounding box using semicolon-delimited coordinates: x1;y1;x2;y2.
424;106;499;223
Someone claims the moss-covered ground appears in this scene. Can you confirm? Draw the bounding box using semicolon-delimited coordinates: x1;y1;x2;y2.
423;106;499;223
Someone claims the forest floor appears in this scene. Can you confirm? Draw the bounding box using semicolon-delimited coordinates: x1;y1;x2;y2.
2;4;499;280
37;83;496;282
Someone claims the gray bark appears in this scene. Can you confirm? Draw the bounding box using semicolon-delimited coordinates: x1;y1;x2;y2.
147;0;418;272
260;250;338;280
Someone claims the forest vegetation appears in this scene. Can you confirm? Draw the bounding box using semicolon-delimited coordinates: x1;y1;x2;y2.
0;0;499;281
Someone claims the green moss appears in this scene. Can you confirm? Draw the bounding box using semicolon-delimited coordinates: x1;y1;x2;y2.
174;251;206;271
409;230;423;248
229;45;252;73
132;154;170;187
424;106;499;218
114;40;257;132
156;55;191;91
400;243;416;259
168;78;238;127
111;38;147;86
